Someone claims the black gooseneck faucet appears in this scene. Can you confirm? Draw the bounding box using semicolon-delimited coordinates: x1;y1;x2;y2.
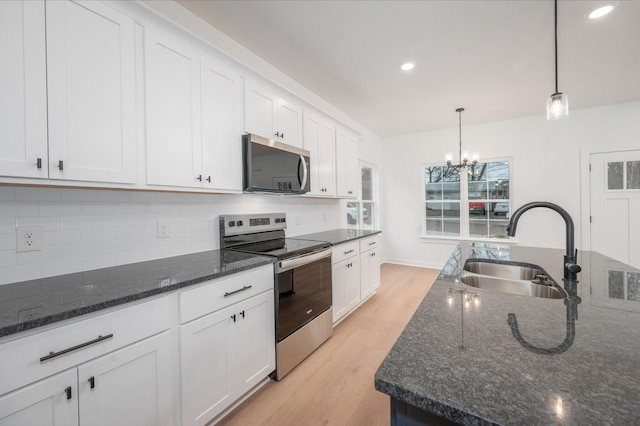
506;201;581;281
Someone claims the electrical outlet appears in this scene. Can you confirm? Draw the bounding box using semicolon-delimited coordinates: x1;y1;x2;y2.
16;226;42;252
157;220;170;238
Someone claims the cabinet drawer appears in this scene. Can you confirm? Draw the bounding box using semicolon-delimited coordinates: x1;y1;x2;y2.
179;265;274;324
360;235;381;252
0;296;172;396
332;241;359;264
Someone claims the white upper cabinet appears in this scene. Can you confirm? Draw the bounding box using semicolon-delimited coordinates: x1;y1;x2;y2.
145;31;202;188
200;58;243;191
336;127;359;198
0;0;48;179
0;0;137;184
46;0;137;183
303;112;336;196
146;31;242;192
244;80;303;148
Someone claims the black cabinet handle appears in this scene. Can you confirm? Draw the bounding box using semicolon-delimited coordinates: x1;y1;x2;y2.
58;160;64;171
370;252;376;257
275;132;281;138
36;158;42;169
40;334;114;362
344;250;354;255
224;285;252;297
369;241;377;246
65;386;72;400
88;376;95;389
231;314;236;322
281;132;285;139
206;176;211;182
240;310;245;318
197;175;202;181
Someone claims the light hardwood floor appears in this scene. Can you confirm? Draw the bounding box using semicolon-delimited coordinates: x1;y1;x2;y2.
217;263;440;426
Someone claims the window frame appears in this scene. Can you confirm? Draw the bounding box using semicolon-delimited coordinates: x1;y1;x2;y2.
421;157;515;242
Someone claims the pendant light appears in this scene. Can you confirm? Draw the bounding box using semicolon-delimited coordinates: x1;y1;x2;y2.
445;108;478;168
547;0;569;120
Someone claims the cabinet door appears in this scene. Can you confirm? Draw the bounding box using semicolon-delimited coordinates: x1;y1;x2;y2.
332;256;360;323
0;0;48;179
146;30;202;188
318;120;336;196
0;369;78;426
244;80;277;140
360;247;381;300
276;97;303;148
201;58;242;191
303;113;336;196
46;0;136;183
180;305;236;426
77;331;173;426
236;291;276;395
336;128;359;198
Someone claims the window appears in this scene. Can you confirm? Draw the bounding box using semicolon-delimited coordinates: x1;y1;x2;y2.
424;160;511;239
346;163;378;229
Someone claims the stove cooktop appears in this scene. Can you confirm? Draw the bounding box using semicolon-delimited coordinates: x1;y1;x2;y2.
233;238;330;260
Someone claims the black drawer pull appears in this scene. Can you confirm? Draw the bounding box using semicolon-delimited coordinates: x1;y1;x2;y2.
240;310;245;318
231;314;236;322
88;376;95;389
344;249;354;255
369;241;377;246
65;386;72;400
36;158;42;169
58;160;64;171
40;334;114;362
224;285;252;297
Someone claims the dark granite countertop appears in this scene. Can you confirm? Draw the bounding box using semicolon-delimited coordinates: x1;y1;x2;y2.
293;228;381;245
0;250;274;339
375;242;640;425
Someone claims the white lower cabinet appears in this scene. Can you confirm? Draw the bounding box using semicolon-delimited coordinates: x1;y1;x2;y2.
0;298;174;426
332;242;361;324
0;369;78;426
360;235;382;301
179;266;275;426
332;235;382;324
77;331;173;426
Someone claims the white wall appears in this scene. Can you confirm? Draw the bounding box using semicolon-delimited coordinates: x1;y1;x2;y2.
0;187;340;285
382;101;640;268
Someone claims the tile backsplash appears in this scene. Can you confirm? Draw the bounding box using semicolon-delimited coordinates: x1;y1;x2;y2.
0;186;340;285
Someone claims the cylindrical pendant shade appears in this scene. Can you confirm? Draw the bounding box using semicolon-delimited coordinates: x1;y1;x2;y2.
546;92;569;120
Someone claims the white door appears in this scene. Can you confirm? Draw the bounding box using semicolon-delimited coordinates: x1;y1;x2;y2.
180;305;236;426
276;97;303;148
0;369;78;426
0;0;48;179
590;151;640;269
146;30;202;188
46;0;136;183
360;247;381;300
235;291;275;395
244;80;277;140
336;128;359;198
318;120;336;196
200;58;243;191
77;331;173;426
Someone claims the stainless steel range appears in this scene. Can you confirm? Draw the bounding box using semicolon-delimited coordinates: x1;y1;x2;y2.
219;213;333;380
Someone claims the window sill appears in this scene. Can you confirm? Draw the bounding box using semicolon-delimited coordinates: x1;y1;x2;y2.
419;235;519;245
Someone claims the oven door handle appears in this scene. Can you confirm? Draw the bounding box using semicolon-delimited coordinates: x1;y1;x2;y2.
277;248;332;273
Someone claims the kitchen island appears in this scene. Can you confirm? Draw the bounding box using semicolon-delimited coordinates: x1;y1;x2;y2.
375;242;640;425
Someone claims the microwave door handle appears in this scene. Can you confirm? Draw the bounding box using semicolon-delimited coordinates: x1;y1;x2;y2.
298;154;308;190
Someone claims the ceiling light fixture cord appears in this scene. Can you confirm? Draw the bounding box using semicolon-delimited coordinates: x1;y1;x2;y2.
554;0;558;95
457;107;464;165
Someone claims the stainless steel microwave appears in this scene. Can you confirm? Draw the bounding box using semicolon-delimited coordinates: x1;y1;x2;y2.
243;133;310;194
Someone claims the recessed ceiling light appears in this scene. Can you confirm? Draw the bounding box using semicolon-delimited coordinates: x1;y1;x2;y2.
400;62;415;71
588;4;614;19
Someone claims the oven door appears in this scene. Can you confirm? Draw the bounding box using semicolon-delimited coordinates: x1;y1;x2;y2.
276;248;332;341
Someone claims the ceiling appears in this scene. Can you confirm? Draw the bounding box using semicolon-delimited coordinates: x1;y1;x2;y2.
175;0;640;137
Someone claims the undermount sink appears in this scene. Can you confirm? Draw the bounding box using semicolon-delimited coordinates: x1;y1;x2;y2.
460;259;566;300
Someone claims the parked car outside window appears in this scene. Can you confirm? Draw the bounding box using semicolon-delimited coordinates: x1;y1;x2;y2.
469;199;486;215
493;202;509;216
